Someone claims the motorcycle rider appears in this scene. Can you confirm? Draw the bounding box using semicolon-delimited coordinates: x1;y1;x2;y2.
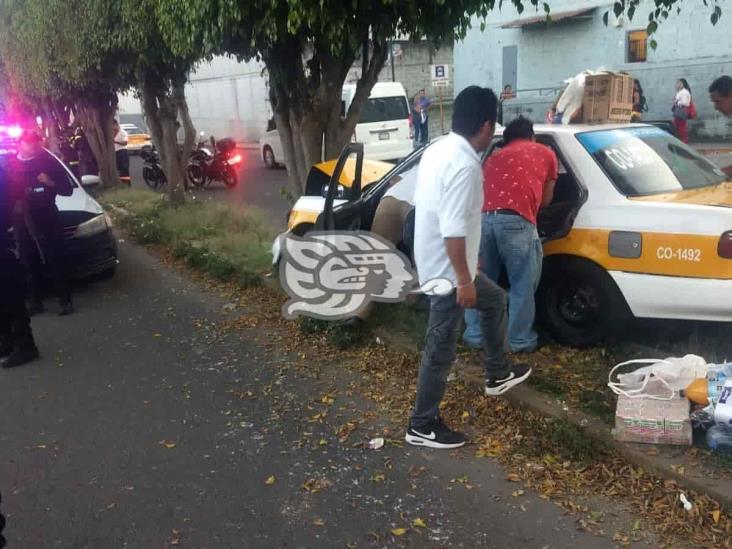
0;156;40;369
11;130;74;316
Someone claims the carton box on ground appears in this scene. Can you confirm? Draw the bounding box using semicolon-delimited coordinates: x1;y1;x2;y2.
582;73;634;124
614;395;692;445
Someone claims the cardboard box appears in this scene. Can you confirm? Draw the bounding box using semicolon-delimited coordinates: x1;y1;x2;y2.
582;73;634;124
614;395;692;446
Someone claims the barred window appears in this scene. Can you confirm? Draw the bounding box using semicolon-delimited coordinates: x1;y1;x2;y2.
627;30;648;63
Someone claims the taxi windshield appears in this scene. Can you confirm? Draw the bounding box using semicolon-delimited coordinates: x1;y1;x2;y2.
576;126;727;197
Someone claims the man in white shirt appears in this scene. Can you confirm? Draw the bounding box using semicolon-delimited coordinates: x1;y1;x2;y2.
113;120;130;185
406;86;532;450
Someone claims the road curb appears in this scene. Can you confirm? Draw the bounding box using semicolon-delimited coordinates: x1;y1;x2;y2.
504;385;731;508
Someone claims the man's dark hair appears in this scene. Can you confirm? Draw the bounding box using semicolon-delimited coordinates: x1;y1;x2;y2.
709;75;732;97
503;116;534;144
452;86;498;139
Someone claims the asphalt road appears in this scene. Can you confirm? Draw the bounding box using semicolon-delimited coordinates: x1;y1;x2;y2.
0;239;638;548
129;148;292;227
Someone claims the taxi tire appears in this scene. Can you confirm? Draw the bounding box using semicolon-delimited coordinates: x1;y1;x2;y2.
537;257;631;348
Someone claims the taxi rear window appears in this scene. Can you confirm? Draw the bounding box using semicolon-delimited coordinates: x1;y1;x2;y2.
576;126;727;197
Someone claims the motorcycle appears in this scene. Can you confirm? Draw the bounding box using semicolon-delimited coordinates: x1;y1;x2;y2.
186;132;241;189
140;144;166;190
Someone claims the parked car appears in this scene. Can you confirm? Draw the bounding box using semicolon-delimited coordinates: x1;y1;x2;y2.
273;123;732;347
259;118;284;169
0;137;118;280
120;123;152;154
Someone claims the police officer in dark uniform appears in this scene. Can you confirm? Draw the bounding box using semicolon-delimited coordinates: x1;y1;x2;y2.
0;157;39;368
11;130;74;315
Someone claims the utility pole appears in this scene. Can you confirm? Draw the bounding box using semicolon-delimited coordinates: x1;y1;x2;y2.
390;43;396;82
439;87;444;135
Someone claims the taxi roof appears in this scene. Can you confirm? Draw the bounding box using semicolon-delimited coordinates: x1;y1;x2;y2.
497;122;653;135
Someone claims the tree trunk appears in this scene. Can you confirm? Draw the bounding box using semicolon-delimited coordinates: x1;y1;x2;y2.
173;80;196;188
75;97;119;188
263;38;389;198
141;81;167;171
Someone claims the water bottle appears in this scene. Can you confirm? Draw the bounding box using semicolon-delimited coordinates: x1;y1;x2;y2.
706;425;732;454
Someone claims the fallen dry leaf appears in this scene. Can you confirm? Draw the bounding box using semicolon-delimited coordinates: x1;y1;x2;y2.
313;518;325;527
712;509;721;524
413;518;427;528
391;528;407;536
506;473;521;483
265;475;276;485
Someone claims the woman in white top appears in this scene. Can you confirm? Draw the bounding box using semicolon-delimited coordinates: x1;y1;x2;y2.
672;78;692;143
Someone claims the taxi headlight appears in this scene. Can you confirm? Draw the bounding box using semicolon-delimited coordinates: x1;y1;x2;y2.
74;214;109;238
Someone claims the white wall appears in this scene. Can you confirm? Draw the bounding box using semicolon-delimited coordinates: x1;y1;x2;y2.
185;56;270;143
454;0;732;139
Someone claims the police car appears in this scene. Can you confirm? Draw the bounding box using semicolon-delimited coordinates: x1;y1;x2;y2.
0;125;118;279
273;124;732;346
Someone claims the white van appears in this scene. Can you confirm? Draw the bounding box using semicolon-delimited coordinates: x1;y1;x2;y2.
342;82;413;162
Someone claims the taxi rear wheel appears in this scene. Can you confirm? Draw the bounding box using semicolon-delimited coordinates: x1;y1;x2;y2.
537;257;631;348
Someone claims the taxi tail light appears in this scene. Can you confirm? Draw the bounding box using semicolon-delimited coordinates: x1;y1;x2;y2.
718;231;732;259
408;114;415;140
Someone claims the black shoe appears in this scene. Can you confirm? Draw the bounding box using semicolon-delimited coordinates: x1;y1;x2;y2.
59;299;74;316
405;418;466;449
485;363;532;396
0;337;12;358
1;343;40;369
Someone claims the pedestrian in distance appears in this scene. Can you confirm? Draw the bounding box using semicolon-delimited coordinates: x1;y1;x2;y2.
498;84;515;125
631;79;648;122
113;119;130;185
405;86;532;450
463;116;557;354
0;159;40;369
672;78;693;143
410;93;422;148
708;75;732;177
415;89;433;145
11;130;74;316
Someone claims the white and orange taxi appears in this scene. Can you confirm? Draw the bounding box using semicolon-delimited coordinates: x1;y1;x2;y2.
273;124;732;346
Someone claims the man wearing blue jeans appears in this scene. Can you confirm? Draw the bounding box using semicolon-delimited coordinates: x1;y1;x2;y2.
464;117;557;354
405;88;532;450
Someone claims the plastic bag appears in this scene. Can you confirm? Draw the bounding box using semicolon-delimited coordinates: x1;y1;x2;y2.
555;71;591;125
714;380;732;428
707;363;732;407
608;355;708;401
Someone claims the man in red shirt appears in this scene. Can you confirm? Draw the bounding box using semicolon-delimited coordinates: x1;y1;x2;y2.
464;117;557;353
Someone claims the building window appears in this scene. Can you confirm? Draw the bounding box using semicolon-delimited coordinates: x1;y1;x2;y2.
627;30;648;63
